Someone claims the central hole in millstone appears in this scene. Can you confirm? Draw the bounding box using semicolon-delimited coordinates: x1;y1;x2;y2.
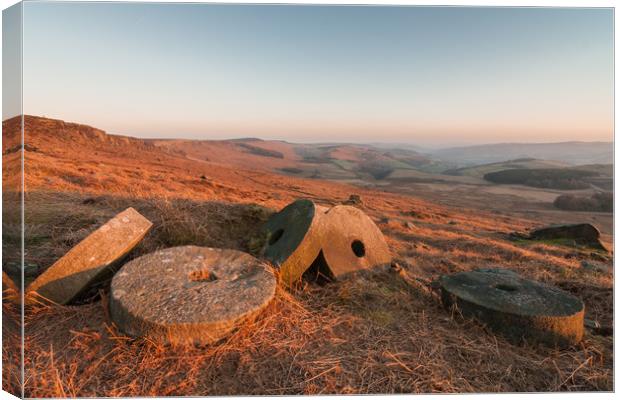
188;269;217;282
269;228;284;246
351;240;366;257
494;283;518;292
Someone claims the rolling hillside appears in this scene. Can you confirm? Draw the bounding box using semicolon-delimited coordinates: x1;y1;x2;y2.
432;142;613;166
2;115;613;395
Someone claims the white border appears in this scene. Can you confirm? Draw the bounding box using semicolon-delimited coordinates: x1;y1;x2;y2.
0;1;617;400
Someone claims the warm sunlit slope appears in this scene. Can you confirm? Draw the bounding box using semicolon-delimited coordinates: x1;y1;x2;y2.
2;115;613;395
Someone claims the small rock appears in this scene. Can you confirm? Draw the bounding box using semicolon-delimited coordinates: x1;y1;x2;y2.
24;263;40;277
404;221;416;230
580;260;611;274
343;194;363;207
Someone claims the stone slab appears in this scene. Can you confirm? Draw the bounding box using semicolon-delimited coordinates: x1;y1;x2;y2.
439;268;584;347
321;205;392;278
26;207;152;304
110;246;276;345
259;199;327;287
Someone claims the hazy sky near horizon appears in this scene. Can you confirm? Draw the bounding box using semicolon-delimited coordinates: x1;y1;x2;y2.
14;3;614;145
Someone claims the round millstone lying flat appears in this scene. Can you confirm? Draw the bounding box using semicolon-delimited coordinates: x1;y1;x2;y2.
438;269;584;347
320;205;392;278
259;199;327;287
110;246;276;345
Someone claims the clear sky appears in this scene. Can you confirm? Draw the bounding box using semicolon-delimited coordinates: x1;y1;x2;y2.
15;2;615;145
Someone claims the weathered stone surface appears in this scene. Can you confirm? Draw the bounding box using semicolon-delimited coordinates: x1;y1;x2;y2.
27;207;152;304
259;199;327;286
110;246;276;345
439;269;584;347
320;205;392;278
529;223;606;250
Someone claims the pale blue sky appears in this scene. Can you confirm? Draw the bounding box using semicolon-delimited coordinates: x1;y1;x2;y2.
14;2;615;145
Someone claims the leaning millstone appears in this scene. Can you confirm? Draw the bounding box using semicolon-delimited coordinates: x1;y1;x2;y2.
438;269;584;347
26;208;152;304
320;205;392;278
258;199;327;287
529;223;606;251
110;246;276;345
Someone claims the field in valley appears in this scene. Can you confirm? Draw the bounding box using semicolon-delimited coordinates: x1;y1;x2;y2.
2;116;614;396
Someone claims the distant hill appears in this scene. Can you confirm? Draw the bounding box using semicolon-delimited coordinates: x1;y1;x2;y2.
431;142;613;166
443;158;570;178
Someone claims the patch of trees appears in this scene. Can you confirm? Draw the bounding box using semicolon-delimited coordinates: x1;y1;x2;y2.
483;168;597;190
360;163;394;180
236;143;284;159
279;167;303;174
554;192;613;212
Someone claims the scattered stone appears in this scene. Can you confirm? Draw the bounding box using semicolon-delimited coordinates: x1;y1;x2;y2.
110;246;276;345
507;232;529;241
259;199;327;287
320;205;392;278
438;268;584;347
584;318;613;336
406;210;431;220
27;208;153;305
82;196;105;205
24;263;40;277
580;260;612;274
529;223;607;251
584;318;600;329
3;262;20;276
343;194;363;207
590;252;610;262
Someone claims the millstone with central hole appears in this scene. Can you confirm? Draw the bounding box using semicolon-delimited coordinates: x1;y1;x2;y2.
259;199;327;286
110;246;276;345
320;205;392;278
439;269;585;347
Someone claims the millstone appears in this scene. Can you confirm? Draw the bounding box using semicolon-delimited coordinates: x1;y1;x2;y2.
259;199;327;286
320;205;392;278
110;246;276;345
27;207;152;304
439;269;584;347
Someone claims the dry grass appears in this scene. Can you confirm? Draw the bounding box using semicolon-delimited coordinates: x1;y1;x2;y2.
1;117;613;396
1;190;613;396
